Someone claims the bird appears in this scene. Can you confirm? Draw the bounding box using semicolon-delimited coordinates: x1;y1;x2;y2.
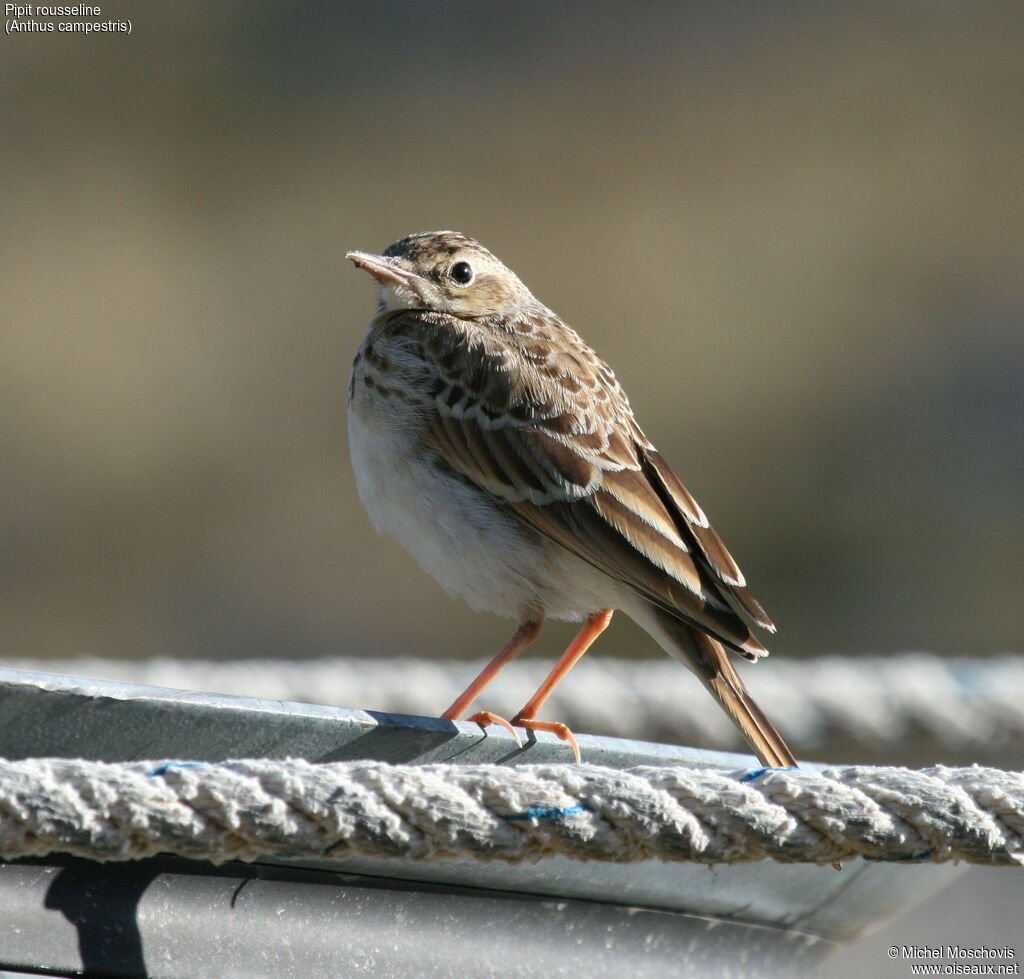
346;231;797;769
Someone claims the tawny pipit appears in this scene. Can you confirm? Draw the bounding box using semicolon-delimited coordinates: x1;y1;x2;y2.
347;231;796;768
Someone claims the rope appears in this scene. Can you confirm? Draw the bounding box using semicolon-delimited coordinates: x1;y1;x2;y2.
11;653;1024;753
0;758;1020;867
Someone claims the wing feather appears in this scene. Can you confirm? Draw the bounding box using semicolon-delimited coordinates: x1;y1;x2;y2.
641;448;776;632
391;310;773;654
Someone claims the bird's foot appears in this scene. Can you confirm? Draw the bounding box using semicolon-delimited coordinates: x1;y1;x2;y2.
466;711;523;748
511;715;581;763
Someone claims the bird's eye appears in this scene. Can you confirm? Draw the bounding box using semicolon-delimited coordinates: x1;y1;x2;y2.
450;261;474;285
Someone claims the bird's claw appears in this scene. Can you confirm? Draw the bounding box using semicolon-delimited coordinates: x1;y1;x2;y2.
466;712;582;762
466;711;523;748
512;716;582;763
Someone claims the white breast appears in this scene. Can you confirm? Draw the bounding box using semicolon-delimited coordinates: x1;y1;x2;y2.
346;337;626;624
347;389;556;620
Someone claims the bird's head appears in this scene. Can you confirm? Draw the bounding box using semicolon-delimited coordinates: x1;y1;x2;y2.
347;231;534;318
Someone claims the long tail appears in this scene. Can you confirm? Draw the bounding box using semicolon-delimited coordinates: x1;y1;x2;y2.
647;606;798;769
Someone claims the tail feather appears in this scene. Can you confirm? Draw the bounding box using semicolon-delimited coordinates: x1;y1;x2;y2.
647;606;798;769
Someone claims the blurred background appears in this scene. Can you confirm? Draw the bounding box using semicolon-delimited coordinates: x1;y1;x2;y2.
3;2;1022;668
2;2;1023;969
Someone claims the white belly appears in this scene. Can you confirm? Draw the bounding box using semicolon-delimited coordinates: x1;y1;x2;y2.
347;402;618;622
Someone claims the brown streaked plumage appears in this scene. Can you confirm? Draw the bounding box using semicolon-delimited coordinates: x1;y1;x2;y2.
346;231;797;768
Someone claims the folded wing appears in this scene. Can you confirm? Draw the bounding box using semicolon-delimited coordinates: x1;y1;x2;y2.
399;311;774;658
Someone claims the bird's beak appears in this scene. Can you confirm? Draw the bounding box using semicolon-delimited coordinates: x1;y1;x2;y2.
346;251;425;296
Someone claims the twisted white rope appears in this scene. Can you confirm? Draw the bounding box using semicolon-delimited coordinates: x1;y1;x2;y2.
0;758;1020;867
13;653;1024;752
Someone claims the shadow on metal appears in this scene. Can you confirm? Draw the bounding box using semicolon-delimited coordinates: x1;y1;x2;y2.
2;854;836;979
43;859;155;977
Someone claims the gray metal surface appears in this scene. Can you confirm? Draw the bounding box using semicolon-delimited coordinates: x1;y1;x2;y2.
0;666;963;976
0;856;835;979
0;666;759;769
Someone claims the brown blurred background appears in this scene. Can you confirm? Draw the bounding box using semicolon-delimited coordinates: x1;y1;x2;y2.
3;2;1021;670
2;1;1023;969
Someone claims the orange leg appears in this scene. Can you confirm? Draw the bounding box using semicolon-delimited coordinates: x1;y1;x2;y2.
441;620;542;744
512;608;614;762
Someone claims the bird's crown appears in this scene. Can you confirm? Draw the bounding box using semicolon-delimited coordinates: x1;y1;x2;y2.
349;231;535;319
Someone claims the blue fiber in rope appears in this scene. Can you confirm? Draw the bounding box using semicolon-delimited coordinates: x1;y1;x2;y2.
318;805;592;854
863;850;935;863
147;762;206;777
503;805;590;821
740;765;799;783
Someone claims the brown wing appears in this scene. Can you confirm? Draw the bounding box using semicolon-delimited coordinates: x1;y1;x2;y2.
640;447;776;633
393;309;773;657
